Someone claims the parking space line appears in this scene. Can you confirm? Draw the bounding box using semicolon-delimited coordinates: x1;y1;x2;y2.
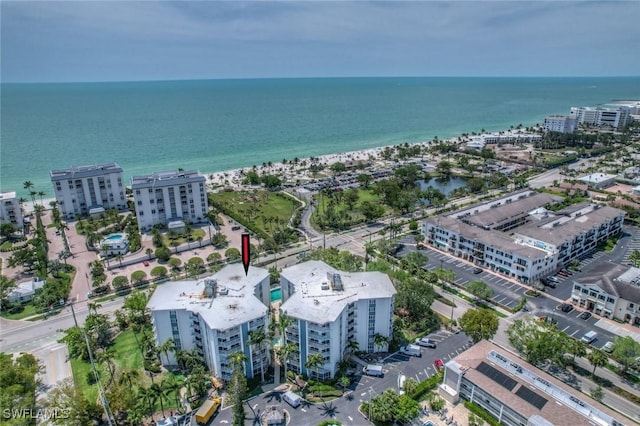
570;329;580;337
562;326;570;332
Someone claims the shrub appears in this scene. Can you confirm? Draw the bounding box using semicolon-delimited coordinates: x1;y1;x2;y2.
464;401;500;426
408;370;443;401
86;370;98;385
150;266;168;278
154;246;171;262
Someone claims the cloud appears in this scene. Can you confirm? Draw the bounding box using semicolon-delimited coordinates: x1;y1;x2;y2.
1;1;639;81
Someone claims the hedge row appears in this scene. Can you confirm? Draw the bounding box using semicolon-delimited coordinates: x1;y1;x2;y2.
409;370;443;401
464;401;501;426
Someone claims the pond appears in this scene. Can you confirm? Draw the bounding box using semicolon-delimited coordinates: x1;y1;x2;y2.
417;176;467;201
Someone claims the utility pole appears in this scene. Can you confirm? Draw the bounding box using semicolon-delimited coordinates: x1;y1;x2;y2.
69;303;116;426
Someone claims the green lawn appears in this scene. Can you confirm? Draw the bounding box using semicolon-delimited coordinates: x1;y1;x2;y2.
162;228;206;248
0;303;39;320
209;190;301;237
70;329;184;413
310;188;388;230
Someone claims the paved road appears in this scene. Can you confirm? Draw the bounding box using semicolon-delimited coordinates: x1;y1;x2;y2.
205;331;471;426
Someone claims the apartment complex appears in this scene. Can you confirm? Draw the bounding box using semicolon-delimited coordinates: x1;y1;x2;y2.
422;191;625;283
0;191;24;231
571;263;640;325
440;340;626;426
542;115;577;133
279;261;396;379
147;264;271;380
50;163;127;220
569;106;632;130
131;170;208;232
465;132;542;150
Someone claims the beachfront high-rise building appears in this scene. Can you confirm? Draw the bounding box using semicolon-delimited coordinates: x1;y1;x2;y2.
279;261;396;379
147;264;271;380
542;115;577;133
569;106;631;130
50;163;126;220
131;170;209;232
0;191;24;232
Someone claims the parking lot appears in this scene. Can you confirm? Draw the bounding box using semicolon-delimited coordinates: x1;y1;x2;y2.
398;243;528;310
208;330;471;426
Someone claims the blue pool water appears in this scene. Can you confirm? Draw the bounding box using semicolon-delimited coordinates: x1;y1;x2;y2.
423;422;435;426
105;234;124;241
270;287;282;302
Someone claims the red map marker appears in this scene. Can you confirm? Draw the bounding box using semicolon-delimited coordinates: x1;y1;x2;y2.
241;233;250;275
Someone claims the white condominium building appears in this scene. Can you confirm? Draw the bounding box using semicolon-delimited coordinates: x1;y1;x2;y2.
0;192;24;231
543;115;577;133
569;106;631;130
147;264;271;380
571;263;640;325
131;170;208;232
423;191;625;283
279;261;396;379
50;163;126;220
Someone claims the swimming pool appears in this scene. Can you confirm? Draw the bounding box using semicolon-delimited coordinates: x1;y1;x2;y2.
423;422;435;426
270;287;282;302
105;234;124;241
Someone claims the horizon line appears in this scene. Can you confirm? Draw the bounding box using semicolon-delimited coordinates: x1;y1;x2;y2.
3;74;640;85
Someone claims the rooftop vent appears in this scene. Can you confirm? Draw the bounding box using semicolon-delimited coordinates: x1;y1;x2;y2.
327;272;344;291
203;279;217;298
218;286;228;295
313;299;319;305
321;282;330;291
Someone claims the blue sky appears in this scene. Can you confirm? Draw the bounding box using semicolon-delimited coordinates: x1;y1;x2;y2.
2;1;639;82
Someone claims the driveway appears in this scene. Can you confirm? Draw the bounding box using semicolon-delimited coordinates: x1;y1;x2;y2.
204;331;471;425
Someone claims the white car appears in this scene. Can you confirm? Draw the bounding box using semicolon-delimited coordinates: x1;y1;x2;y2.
602;341;614;353
398;374;406;395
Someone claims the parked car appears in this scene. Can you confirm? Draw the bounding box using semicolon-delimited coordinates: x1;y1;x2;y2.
560;303;574;313
473;267;483;274
143;260;150;267
434;359;444;371
415;337;437;348
602;341;614;353
579;311;592;320
399;344;422;357
580;331;598;344
542;279;556;288
547;276;559;283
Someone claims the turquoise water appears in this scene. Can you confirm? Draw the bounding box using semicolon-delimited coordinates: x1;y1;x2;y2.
2;77;639;196
270;287;282;302
105;234;124;241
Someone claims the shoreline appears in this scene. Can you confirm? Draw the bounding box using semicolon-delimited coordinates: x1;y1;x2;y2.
18;126;542;212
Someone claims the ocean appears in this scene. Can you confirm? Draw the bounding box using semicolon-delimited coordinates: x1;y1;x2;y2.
2;77;639;197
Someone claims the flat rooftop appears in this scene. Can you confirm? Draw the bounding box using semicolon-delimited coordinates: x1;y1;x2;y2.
0;192;17;200
131;170;205;188
50;163;122;179
451;340;625;426
147;264;269;331
280;260;396;324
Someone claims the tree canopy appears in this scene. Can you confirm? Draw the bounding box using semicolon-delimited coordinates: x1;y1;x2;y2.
459;308;499;343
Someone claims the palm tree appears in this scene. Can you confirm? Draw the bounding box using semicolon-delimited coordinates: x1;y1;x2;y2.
277;313;293;338
276;343;296;382
163;374;183;410
23;181;35;204
145;247;154;260
158;338;176;366
229;351;247;373
305;353;325;380
248;327;269;383
137;386;154;416
37;191;46;206
346;339;360;356
97;347;117;382
150;381;167;418
587;349;608;376
118;367;141;388
373;333;389;353
567;339;587;364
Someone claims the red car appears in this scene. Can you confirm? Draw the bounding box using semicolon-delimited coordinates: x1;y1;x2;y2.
434;359;444;371
143;260;150;266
